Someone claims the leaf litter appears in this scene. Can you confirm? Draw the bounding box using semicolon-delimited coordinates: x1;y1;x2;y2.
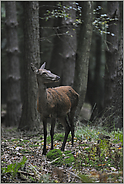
1;125;123;183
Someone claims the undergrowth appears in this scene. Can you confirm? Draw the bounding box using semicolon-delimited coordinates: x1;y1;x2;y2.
1;123;123;183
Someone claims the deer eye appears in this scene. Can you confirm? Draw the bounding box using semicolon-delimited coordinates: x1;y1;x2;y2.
41;72;48;76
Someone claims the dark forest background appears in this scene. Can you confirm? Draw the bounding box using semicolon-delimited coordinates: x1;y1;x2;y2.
1;1;123;130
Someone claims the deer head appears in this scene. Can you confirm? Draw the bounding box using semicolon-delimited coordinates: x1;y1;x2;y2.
31;62;60;84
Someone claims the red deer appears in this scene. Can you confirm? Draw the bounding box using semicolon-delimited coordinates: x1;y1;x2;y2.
31;62;79;155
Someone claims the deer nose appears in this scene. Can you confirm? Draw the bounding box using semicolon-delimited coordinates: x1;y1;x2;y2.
56;75;60;81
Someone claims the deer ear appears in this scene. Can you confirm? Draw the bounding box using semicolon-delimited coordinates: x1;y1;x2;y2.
40;62;46;70
31;63;39;74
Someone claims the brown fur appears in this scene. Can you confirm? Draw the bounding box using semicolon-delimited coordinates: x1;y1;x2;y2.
37;86;79;118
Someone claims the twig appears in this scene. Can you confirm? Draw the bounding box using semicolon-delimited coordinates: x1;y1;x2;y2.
29;163;41;180
66;170;82;181
18;170;34;176
48;157;60;164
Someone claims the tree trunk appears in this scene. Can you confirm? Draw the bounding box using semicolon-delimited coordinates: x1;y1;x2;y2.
49;16;63;87
103;1;123;129
5;2;21;127
61;1;77;86
90;1;103;122
49;2;77;87
104;2;120;107
112;36;123;128
18;2;40;131
39;2;55;66
73;1;93;118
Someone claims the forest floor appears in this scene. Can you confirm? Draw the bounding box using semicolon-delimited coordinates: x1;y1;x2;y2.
1;122;123;183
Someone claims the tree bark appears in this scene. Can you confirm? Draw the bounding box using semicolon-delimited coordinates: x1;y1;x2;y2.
49;16;63;87
18;2;40;131
104;1;122;128
113;36;123;128
39;1;55;66
49;2;77;87
90;1;103;121
61;1;77;86
104;2;120;107
73;1;93;118
5;2;21;126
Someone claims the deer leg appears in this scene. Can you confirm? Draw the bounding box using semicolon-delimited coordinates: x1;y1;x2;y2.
50;118;55;150
42;118;47;155
59;117;71;151
68;112;74;147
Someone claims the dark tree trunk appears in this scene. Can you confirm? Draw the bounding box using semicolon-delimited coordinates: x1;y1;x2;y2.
90;1;103;122
39;1;55;66
18;2;40;131
5;2;21;127
49;16;63;87
90;33;102;122
112;37;123;128
49;2;77;87
61;1;77;86
104;2;120;107
73;1;93;119
104;1;122;128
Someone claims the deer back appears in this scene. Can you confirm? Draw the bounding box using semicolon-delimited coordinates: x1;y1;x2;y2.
37;86;73;118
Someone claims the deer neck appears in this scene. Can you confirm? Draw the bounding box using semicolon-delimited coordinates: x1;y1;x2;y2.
38;83;47;111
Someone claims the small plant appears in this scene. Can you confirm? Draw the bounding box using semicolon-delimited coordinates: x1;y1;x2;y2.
78;173;93;183
2;156;27;178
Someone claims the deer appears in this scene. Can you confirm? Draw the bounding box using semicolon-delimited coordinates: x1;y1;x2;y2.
31;62;79;155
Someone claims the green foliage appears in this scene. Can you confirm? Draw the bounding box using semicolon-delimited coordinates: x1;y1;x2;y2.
75;124;100;141
2;156;27;178
54;133;64;141
11;138;20;142
40;2;82;26
47;149;74;166
39;2;117;36
46;135;51;143
93;5;117;36
74;125;123;172
54;132;71;142
112;129;123;144
78;173;93;183
20;148;32;154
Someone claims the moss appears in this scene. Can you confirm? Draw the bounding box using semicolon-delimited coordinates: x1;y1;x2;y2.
47;149;62;160
47;149;74;166
63;150;75;166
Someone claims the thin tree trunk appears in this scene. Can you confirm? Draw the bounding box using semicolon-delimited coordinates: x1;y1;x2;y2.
5;2;21;126
61;1;77;86
18;2;40;131
73;1;93;119
104;1;122;129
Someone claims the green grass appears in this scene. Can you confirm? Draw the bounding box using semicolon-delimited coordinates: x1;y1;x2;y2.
74;124;123;171
75;124;123;142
